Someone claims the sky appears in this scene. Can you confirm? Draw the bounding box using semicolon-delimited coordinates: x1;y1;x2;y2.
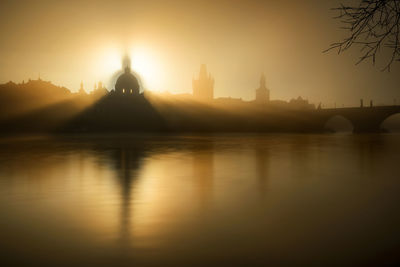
0;0;399;107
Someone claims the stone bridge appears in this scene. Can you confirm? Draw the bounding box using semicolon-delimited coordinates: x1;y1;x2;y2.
311;105;400;133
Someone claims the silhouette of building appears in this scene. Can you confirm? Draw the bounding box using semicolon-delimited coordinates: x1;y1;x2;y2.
255;73;269;103
289;96;315;110
85;81;107;95
91;81;108;97
78;81;86;94
193;64;214;100
215;97;243;105
115;66;140;95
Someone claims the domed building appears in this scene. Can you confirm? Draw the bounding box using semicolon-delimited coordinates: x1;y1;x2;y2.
115;66;140;95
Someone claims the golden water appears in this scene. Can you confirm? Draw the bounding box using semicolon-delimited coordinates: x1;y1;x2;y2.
1;134;399;266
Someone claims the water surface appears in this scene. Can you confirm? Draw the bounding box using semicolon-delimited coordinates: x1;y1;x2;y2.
1;134;400;266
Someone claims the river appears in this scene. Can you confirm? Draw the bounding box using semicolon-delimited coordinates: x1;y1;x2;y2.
0;134;399;266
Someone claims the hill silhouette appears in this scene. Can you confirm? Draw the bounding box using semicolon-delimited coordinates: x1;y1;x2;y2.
0;79;72;120
0;79;106;133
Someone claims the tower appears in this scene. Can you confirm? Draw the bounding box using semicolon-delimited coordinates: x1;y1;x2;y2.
255;73;270;103
79;81;85;94
193;64;214;100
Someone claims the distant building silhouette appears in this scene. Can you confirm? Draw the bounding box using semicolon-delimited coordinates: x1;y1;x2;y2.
214;97;243;105
83;80;107;95
92;81;108;96
78;81;86;94
193;64;214;100
115;66;140;95
289;96;314;110
255;73;269;103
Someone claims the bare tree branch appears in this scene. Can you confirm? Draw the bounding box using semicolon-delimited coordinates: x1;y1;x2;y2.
324;0;400;71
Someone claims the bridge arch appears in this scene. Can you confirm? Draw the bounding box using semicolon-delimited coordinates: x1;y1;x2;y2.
381;113;400;132
324;115;354;133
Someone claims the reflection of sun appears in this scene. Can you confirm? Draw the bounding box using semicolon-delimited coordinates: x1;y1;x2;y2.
131;153;195;243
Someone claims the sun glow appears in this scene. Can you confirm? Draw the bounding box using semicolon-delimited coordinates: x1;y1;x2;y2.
97;47;122;75
129;46;165;92
88;46;122;92
94;45;166;92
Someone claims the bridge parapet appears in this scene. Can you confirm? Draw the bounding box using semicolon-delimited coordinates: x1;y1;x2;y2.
315;105;400;133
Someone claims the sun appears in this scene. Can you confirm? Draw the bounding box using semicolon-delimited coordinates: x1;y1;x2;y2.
129;46;165;92
94;45;165;92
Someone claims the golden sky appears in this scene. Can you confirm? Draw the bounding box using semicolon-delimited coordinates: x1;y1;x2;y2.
0;0;399;106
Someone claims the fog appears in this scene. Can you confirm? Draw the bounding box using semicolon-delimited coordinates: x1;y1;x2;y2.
0;0;399;106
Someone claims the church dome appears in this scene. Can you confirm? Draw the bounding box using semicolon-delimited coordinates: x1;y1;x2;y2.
115;67;140;95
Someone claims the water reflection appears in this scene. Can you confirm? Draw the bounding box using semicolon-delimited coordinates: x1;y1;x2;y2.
113;145;143;248
1;134;400;266
255;146;269;198
192;143;214;209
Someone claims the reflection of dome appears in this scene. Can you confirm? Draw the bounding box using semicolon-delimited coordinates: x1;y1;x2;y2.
115;67;140;95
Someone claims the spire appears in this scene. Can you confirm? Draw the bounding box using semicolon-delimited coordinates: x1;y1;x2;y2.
122;54;131;70
94;82;97;90
260;73;266;88
79;81;86;94
193;64;214;100
199;64;207;79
